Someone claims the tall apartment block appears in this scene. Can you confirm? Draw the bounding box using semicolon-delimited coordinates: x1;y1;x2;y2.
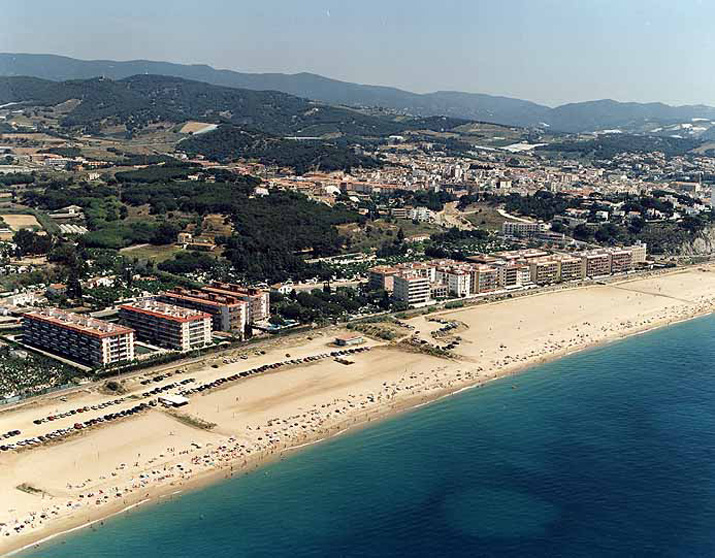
556;255;584;281
529;257;560;285
393;273;431;305
23;308;135;366
469;265;498;294
608;248;634;274
119;300;212;352
629;243;647;265
157;288;248;334
202;283;270;323
581;252;612;278
496;262;532;289
368;266;399;292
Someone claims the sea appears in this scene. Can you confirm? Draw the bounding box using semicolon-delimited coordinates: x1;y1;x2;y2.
22;314;715;558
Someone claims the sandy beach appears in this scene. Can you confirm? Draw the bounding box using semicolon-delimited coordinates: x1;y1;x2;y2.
3;265;715;555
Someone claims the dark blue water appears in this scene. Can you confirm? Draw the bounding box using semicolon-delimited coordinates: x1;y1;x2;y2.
26;315;715;558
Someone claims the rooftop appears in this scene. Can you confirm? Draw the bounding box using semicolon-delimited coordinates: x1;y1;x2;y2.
163;289;247;308
120;300;211;323
204;282;268;298
25;308;134;338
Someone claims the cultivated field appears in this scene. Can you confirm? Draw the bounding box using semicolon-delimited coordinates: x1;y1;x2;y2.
0;214;42;231
180;121;219;135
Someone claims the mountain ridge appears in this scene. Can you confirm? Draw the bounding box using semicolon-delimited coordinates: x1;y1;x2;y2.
2;53;715;134
0;74;475;140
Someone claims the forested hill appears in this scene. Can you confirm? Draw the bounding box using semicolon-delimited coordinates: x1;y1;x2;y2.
180;126;381;174
0;75;417;137
4;53;715;133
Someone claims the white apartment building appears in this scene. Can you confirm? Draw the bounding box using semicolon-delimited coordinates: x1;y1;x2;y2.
447;271;471;297
393;273;431;306
502;221;548;237
409;207;436;223
119;300;213;352
629;243;647;265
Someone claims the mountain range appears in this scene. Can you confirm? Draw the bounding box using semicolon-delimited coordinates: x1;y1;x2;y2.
0;74;413;137
2;53;715;135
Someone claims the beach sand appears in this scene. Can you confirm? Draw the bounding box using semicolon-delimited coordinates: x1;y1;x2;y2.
3;266;715;555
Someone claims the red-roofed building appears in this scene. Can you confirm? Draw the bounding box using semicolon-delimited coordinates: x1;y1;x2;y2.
23;308;135;366
119;300;212;351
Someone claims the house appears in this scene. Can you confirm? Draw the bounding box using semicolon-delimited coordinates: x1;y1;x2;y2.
46;283;67;297
271;281;295;295
49;205;84;220
335;333;364;346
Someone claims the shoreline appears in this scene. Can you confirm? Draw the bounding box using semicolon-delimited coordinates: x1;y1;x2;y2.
4;268;715;556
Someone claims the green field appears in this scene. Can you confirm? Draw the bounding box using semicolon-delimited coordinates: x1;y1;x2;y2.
339;218;444;253
463;204;513;231
120;243;183;263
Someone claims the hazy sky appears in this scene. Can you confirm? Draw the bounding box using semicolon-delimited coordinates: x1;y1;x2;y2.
1;0;714;107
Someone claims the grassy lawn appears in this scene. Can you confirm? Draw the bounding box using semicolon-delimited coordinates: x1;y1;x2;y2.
393;218;444;237
463;203;514;231
339;219;445;253
120;243;183;263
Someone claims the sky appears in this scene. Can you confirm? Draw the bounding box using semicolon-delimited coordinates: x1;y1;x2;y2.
1;0;714;107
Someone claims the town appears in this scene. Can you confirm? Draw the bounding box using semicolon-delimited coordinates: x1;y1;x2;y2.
1;87;709;410
2;4;715;551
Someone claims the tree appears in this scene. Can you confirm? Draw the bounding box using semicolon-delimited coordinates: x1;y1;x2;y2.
13;229;52;256
573;224;592;241
150;222;181;245
67;269;83;299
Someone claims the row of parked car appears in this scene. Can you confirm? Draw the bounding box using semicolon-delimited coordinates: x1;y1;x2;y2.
141;378;195;398
183;347;372;397
4;347;372;453
32;397;131;426
430;320;460;338
139;368;187;385
1;429;21;440
1;403;151;452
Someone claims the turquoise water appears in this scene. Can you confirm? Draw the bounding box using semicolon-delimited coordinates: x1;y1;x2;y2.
25;314;715;557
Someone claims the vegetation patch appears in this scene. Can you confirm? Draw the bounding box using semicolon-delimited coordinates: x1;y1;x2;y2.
167;411;216;431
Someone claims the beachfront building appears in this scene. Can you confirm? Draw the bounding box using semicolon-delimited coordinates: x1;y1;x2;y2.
335;333;365;346
202;283;270;324
470;265;499;294
368;266;399;292
608;248;634;274
581;252;612;278
496;262;532;289
529;257;560;285
446;270;471;297
119;300;213;352
22;308;135;366
158;288;248;334
430;283;449;299
556;255;584;281
393;273;431;305
629;242;648;265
